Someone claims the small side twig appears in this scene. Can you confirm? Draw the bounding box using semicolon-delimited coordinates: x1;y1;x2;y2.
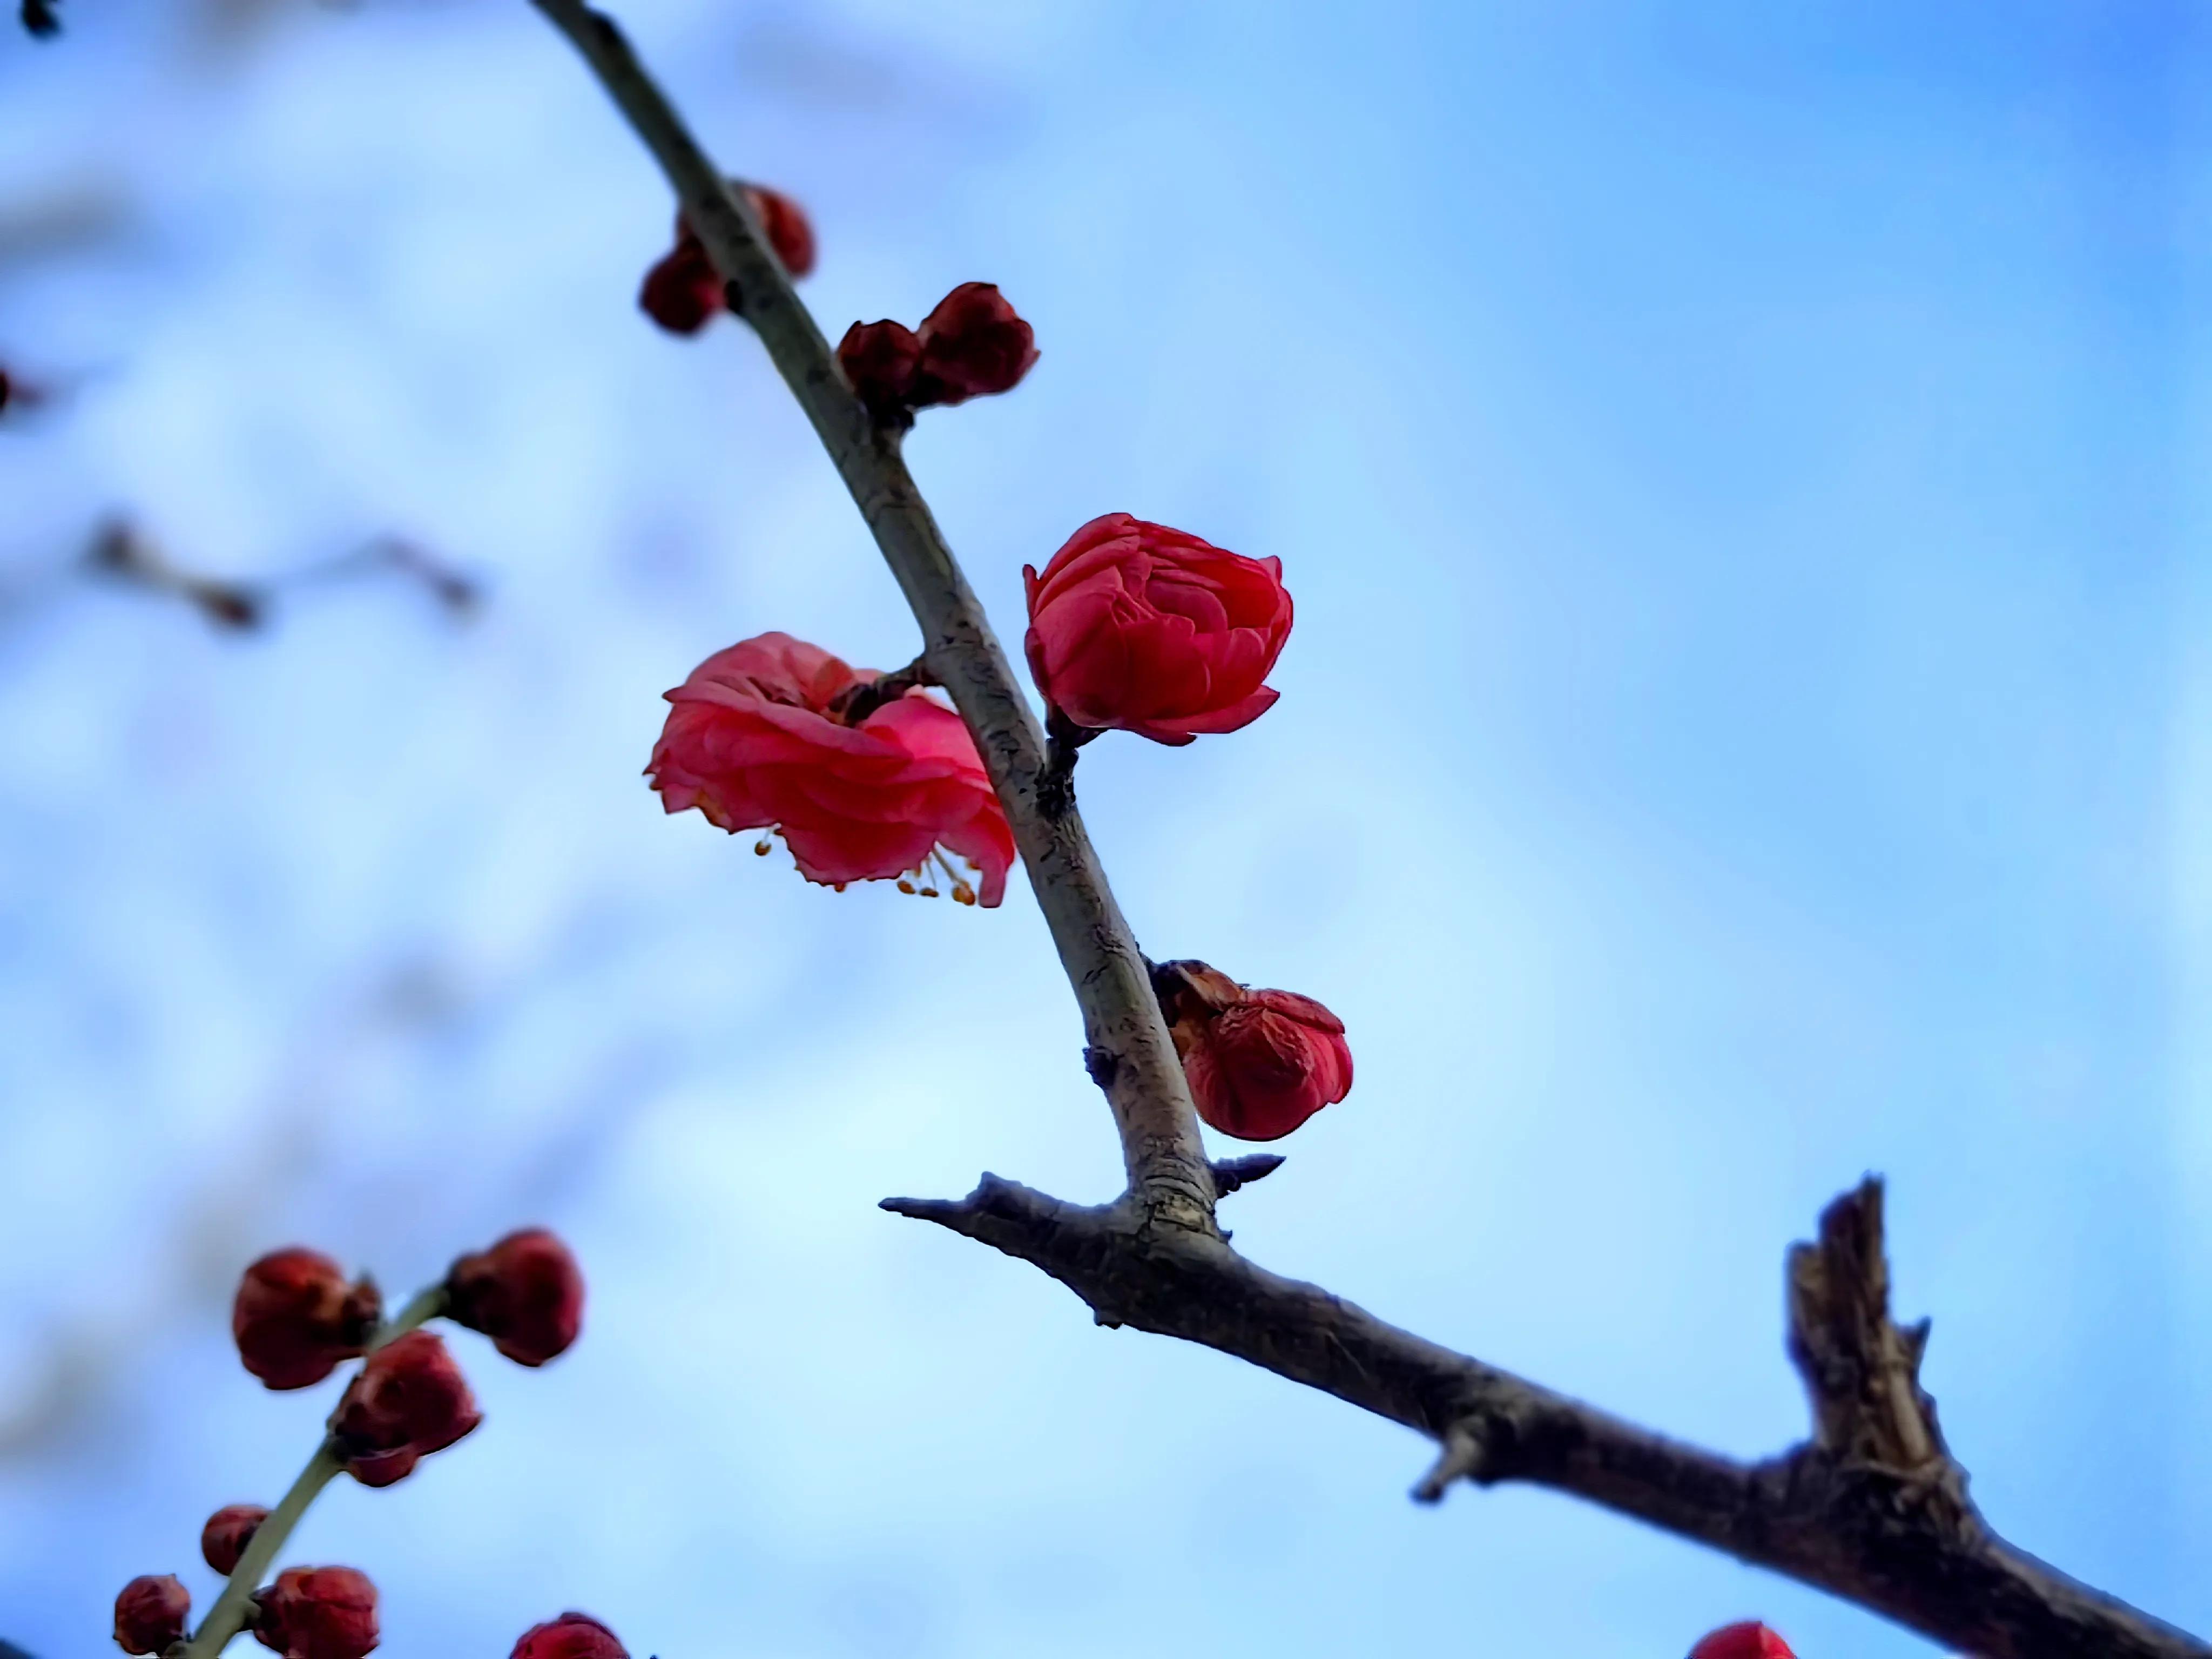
179;1286;449;1659
826;653;937;726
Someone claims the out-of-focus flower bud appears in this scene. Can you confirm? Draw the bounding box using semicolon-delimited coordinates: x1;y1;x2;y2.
446;1228;584;1368
331;1331;482;1488
113;1575;190;1654
232;1249;381;1391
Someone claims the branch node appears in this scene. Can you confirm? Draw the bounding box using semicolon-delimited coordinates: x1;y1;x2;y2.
1209;1152;1285;1197
1411;1421;1498;1503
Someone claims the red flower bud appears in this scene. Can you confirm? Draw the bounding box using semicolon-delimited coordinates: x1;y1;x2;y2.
647;631;1015;907
113;1575;190;1654
252;1567;379;1659
637;181;814;336
1154;959;1352;1142
837;319;923;421
912;282;1037;407
741;183;816;279
1023;514;1292;745
637;237;721;336
331;1330;482;1488
232;1249;381;1391
1689;1623;1797;1659
510;1612;630;1659
445;1228;584;1367
201;1503;270;1577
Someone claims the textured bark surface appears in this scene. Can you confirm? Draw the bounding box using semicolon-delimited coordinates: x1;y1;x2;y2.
529;0;1213;1227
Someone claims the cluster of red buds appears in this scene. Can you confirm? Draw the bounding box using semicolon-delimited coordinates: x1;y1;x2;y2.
836;281;1039;426
112;1230;610;1658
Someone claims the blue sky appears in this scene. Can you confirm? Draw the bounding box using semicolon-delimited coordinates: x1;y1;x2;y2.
1;2;2206;1655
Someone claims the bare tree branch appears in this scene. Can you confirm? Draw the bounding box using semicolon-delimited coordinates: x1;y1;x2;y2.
528;0;1215;1229
527;7;2207;1655
881;1174;2205;1659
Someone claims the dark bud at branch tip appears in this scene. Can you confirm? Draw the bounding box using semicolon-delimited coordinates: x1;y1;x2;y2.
113;1576;189;1655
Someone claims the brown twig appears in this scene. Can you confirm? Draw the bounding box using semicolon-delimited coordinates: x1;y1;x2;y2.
825;653;937;726
526;6;2206;1654
528;0;1215;1229
881;1175;2206;1659
82;520;478;633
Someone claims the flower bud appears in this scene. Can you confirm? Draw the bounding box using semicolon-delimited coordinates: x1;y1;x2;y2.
836;319;923;422
445;1228;584;1368
252;1567;379;1659
1023;514;1291;745
637;238;721;336
912;282;1037;406
331;1330;482;1488
510;1612;630;1659
1152;958;1352;1142
637;181;814;336
741;183;816;279
201;1503;270;1577
1688;1623;1796;1659
232;1249;381;1391
113;1575;190;1654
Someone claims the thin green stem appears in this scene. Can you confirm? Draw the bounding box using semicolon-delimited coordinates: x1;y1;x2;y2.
179;1285;449;1658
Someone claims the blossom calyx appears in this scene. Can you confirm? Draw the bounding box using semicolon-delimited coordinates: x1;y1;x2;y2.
114;1575;190;1654
1023;514;1291;745
445;1228;584;1367
201;1503;271;1576
331;1330;482;1488
251;1567;379;1659
511;1612;631;1659
232;1249;381;1391
1152;957;1352;1142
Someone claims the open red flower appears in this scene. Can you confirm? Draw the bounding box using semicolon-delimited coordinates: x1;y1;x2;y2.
201;1503;270;1576
232;1248;381;1391
1023;514;1292;745
1689;1623;1797;1659
114;1574;190;1654
252;1567;379;1659
1154;959;1351;1142
638;181;814;335
913;282;1037;406
332;1330;482;1488
511;1613;630;1659
446;1228;584;1367
647;632;1015;907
